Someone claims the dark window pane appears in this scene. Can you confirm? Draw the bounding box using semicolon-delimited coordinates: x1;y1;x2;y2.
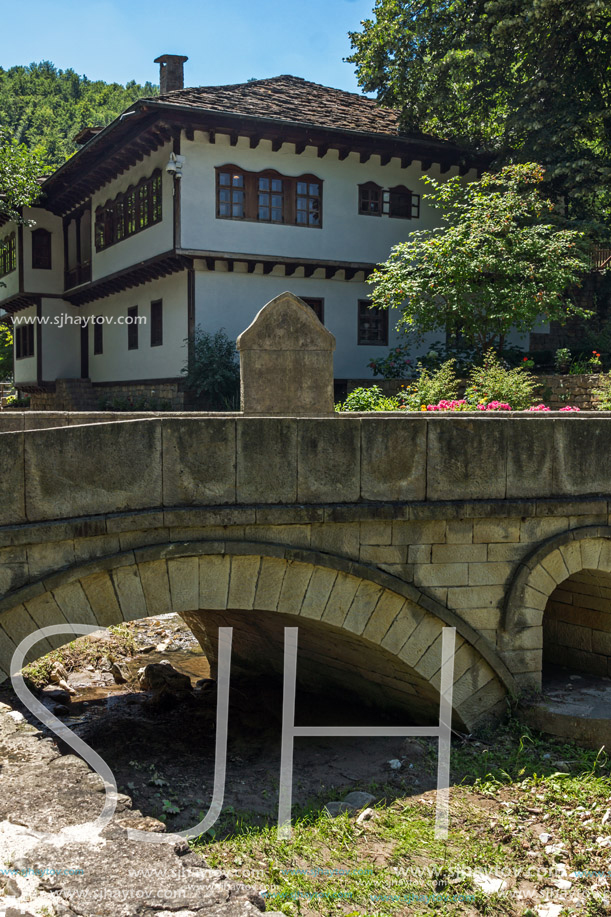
127;306;139;350
150;300;163;347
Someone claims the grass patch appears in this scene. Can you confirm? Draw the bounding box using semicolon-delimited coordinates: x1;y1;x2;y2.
22;623;137;688
191;719;611;916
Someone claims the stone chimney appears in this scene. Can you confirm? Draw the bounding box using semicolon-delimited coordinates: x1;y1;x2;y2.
154;54;189;94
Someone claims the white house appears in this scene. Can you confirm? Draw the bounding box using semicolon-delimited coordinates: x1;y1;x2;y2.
0;54;481;410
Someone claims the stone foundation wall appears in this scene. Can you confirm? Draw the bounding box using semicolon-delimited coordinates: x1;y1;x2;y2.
94;381;184;411
28;379;185;411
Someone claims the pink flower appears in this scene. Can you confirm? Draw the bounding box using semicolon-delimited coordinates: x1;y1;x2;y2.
559;405;580;412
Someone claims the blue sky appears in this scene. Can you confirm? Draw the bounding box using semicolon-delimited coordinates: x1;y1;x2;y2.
2;0;375;92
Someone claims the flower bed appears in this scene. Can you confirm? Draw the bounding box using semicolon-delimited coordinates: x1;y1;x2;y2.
420;400;580;412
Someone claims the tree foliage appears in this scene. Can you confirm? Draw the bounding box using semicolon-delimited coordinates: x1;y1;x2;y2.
182;327;240;410
0;62;156;169
0;133;45;222
369;163;592;353
348;0;611;228
0;325;13;381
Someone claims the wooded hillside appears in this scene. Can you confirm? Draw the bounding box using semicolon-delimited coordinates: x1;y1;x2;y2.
0;61;157;169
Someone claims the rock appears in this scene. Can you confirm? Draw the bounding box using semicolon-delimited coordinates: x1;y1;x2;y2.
138;644;156;654
325;791;375;817
138;661;192;698
53;704;70;716
402;738;426;759
388;758;402;770
6;909;36;917
343;791;375;809
7;711;25;724
2;877;21;897
110;662;128;684
356;807;375;824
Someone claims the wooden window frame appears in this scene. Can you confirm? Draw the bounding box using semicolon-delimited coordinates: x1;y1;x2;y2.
127;305;139;351
0;232;16;279
95;170;162;252
31;228;52;270
93;317;103;356
150;299;163;347
386;185;421;220
15;325;35;360
215;165;323;228
357;299;388;346
300;297;324;323
358;182;382;216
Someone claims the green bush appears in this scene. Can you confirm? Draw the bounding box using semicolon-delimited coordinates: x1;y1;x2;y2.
182;327;240;410
399;360;460;409
464;349;536;410
336;385;399;412
592;372;611;409
4;394;29;409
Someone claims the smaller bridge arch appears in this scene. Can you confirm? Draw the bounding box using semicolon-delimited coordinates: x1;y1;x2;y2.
0;542;515;732
504;526;611;688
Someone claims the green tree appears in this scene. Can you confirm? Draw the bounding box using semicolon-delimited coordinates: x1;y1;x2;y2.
368;163;592;353
348;0;611;228
0;132;45;222
0;62;156;169
0;326;13;381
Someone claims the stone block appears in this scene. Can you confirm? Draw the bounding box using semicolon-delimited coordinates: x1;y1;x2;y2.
414;563;468;588
473;519;520;544
237;291;335;414
398;614;442;668
447;585;505;609
539;551;569;587
161;418;236;506
506;418;554;498
167;556;199;613
392;521;446;545
427;419;507;501
468;562;513;586
458;678;506;725
111;565;147;622
431;544;486;564
244;524;311;548
199;555;231;609
310;524;360;559
520;517;570;545
554;419;611;496
80;571;123;627
342;581;384;636
360;522;393;546
227;555;261;609
297;418;360;503
73;535;121;564
498;626;542;651
501;647;542;674
362;592;406;643
452;660;496;707
27;541;76;580
456;607;501;630
524;565;557;595
360;544;406;565
556;620;592;651
300;567;338;621
406;544;430;565
591;629;611;656
446;521;473;544
51;581;97;627
236;418;297;504
380;602;421;654
487;542;530;562
360;417;426;501
0;433;25;525
581;539;604;571
278;560;314;615
321;572;361;628
251;556;286;611
24;420;162;522
24;592;70;649
137;559;171;617
0;604;53;660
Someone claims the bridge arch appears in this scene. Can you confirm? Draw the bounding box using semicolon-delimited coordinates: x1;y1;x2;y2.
503;526;611;687
0;541;515;732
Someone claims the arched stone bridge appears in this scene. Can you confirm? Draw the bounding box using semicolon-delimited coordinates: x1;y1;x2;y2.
1;411;611;732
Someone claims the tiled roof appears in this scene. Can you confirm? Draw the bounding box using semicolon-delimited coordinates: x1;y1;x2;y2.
148;75;431;140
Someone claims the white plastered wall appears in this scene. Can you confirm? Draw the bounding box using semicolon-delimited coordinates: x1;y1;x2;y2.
40;298;82;380
22;208;65;294
193;264;440;379
0;221;19;303
179;132;476;264
12;303;36;385
80;271;188;382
